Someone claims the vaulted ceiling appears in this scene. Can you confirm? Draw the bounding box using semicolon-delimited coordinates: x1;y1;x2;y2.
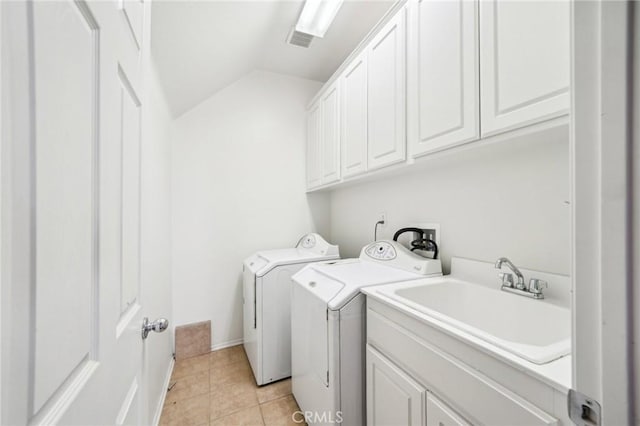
151;0;394;117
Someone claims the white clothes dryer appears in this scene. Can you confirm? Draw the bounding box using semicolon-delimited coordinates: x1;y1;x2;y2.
291;240;442;425
243;233;339;386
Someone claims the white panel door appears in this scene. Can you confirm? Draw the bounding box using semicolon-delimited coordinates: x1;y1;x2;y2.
31;2;97;414
426;392;471;426
410;0;479;157
367;7;407;171
341;53;368;178
321;83;341;184
366;345;425;426
1;1;160;424
479;0;570;136
306;102;322;189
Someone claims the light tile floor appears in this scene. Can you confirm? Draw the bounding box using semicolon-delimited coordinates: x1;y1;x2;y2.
160;345;305;426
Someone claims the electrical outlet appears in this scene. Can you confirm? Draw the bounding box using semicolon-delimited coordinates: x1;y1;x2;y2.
378;212;387;227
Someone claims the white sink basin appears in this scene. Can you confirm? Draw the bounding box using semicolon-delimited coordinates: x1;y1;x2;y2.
381;278;571;364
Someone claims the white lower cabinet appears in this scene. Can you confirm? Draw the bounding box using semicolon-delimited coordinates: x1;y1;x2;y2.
367;344;471;426
426;393;470;426
366;299;565;425
367;345;425;426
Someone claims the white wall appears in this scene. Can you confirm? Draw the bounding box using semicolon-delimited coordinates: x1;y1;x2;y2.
171;70;328;348
330;125;571;275
141;61;174;423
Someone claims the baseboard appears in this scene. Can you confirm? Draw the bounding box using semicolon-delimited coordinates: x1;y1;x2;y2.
211;338;244;352
152;356;175;426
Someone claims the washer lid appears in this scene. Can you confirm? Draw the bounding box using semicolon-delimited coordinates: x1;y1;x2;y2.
243;234;339;277
292;258;436;310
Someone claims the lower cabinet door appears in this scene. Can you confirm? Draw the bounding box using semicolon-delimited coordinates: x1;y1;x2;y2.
426;393;471;426
367;345;426;426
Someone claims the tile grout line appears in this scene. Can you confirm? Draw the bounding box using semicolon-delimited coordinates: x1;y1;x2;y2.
164;346;299;425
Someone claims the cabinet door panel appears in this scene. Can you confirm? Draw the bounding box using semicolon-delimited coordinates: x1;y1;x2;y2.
411;0;479;157
426;393;471;426
367;308;559;425
480;0;570;136
367;8;406;170
341;54;368;178
321;84;341;184
367;345;425;426
306;103;322;189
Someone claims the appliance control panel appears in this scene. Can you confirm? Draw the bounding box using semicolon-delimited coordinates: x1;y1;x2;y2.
360;240;443;276
296;233;340;257
365;241;397;260
299;234;316;249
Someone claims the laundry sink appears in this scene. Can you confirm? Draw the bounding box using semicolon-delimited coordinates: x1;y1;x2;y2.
379;277;571;364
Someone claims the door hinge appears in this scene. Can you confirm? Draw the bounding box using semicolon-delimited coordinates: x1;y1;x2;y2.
326;370;329;385
568;389;601;425
326;308;328;320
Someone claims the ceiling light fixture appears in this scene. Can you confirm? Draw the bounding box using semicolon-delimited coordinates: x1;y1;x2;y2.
295;0;345;38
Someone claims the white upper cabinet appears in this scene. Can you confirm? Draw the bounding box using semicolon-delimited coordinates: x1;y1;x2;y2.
367;7;407;171
306;102;322;189
409;0;479;157
305;0;570;190
479;0;570;136
321;83;341;184
306;84;341;190
341;52;368;178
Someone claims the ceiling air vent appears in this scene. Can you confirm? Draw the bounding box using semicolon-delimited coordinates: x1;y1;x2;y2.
287;27;314;48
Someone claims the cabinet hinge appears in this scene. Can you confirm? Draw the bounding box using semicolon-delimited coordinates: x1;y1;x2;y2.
568;389;601;425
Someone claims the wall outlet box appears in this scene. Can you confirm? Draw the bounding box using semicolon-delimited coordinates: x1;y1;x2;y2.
411;223;441;259
414;223;440;247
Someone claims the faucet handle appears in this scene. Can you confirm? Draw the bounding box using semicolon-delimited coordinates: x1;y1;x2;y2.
498;272;514;287
528;278;548;294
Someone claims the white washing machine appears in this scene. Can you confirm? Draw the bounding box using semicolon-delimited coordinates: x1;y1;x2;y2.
243;233;339;386
291;240;442;425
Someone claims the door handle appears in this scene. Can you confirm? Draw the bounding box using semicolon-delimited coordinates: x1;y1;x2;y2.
142;317;169;339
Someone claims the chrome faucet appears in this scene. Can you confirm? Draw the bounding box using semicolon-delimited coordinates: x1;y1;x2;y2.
494;257;525;289
495;257;547;299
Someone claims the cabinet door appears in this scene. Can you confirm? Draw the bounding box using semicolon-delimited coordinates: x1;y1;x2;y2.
341;53;368;178
410;0;479;157
367;345;425;426
479;0;570;136
367;7;407;171
426;393;471;426
321;83;341;184
306;102;322;189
